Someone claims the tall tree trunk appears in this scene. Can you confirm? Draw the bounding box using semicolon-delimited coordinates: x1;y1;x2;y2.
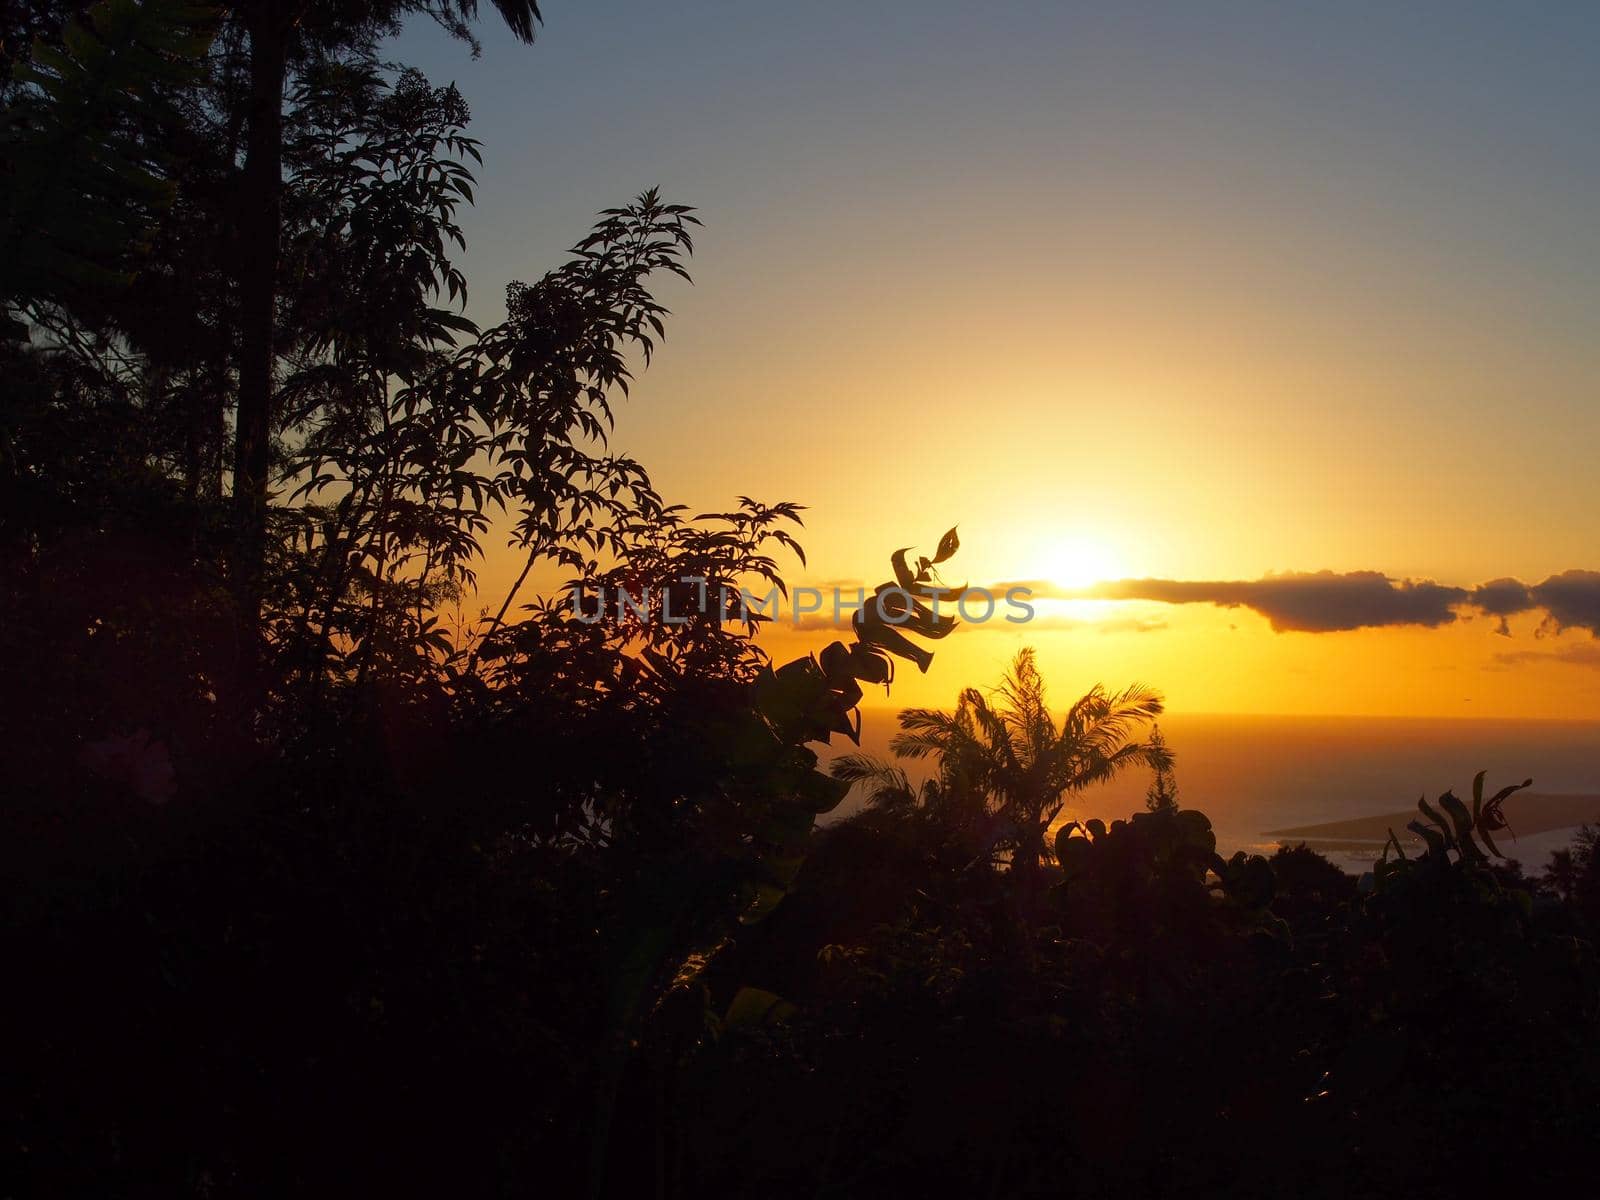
231;3;289;700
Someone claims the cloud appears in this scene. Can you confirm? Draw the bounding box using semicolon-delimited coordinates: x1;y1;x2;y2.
1081;571;1467;633
986;579;1057;597
1532;570;1600;636
1469;577;1533;617
1095;615;1169;635
1467;571;1600;638
1468;577;1532;635
1491;643;1600;671
780;580;1164;635
775;568;1600;645
961;612;1169;635
1043;567;1600;640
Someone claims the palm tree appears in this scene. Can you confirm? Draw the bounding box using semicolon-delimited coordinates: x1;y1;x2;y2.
832;647;1171;873
830;732;990;845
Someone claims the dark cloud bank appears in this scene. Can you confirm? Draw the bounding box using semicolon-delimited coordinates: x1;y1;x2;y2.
776;571;1600;652
1077;569;1600;638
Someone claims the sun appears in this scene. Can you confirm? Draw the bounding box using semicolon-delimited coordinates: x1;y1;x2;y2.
1045;536;1123;591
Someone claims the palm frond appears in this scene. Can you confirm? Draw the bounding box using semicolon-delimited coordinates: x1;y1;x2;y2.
889;729;961;759
995;646;1055;754
963;690;1021;776
829;753;915;808
896;705;963;734
1079;684;1165;755
829;752;894;784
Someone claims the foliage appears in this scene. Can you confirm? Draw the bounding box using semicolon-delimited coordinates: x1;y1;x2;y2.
1054;806;1284;941
1143;722;1178;811
273;167;698;707
834;646;1170;871
7;7;1600;1198
655;768;1599;1198
0;0;216;320
1375;770;1535;883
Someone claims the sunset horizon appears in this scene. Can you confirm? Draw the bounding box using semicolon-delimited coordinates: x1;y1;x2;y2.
387;2;1600;723
8;3;1600;1195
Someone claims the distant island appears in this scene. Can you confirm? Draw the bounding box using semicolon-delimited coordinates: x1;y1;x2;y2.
1266;792;1600;848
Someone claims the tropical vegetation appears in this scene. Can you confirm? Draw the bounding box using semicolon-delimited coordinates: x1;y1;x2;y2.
5;5;1600;1197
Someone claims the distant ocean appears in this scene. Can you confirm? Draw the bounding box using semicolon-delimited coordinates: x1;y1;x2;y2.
825;712;1600;874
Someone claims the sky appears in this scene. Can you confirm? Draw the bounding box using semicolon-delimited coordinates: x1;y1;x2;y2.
394;2;1600;719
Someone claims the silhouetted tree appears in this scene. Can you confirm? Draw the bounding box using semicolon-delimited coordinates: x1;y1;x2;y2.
0;0;215;325
835;647;1170;874
1144;722;1178;812
227;0;544;676
1542;822;1600;929
1545;846;1579;902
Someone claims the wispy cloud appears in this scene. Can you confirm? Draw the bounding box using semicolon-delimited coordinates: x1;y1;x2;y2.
1491;643;1600;671
781;580;1162;635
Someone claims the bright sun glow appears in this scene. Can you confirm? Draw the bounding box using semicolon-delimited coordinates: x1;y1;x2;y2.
1046;537;1123;591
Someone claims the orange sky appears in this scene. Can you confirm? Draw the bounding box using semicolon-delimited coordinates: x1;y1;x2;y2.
398;5;1600;720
